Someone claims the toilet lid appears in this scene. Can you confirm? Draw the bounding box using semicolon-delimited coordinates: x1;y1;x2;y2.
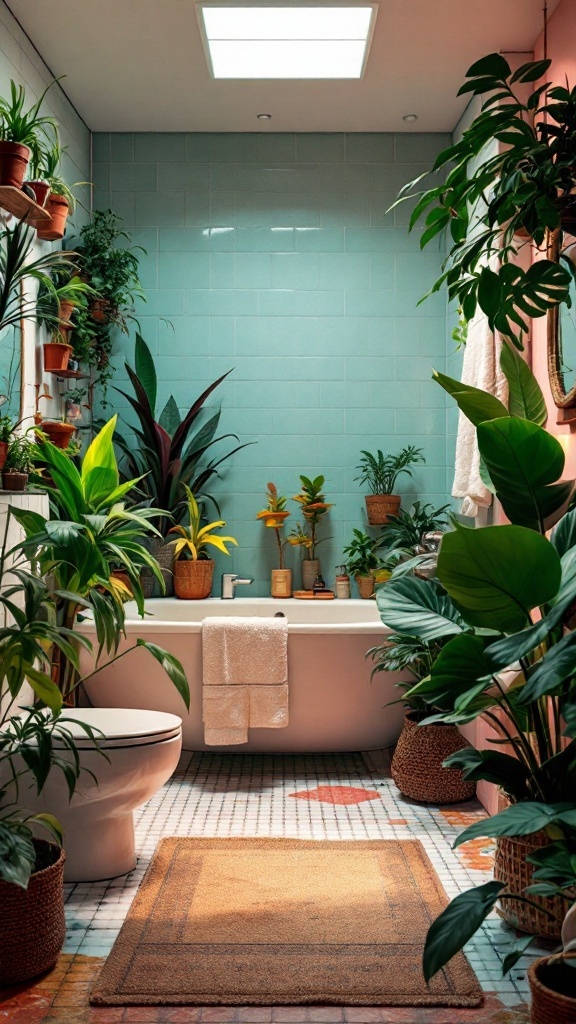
52;709;182;748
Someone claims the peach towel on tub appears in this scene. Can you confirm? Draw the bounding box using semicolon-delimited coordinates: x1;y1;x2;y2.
202;616;288;745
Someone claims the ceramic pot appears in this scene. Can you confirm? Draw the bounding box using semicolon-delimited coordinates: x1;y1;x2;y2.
356;575;375;599
302;557;320;591
391;711;476;804
0;441;8;470
0;140;30;189
271;568;292;598
528;955;576;1024
365;494;401;526
0;840;65;985
2;470;28;491
39;422;76;450
140;537;175;598
174;558;214;600
26;179;50;207
494;833;565;940
36;194;70;241
43;342;73;372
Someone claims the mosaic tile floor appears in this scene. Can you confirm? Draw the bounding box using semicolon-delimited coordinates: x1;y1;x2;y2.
0;749;541;1023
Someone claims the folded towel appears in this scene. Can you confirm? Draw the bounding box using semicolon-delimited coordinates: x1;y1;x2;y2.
202;616;289;745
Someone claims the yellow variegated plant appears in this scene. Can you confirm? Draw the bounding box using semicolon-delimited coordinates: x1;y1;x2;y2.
256;482;290;569
169;485;237;560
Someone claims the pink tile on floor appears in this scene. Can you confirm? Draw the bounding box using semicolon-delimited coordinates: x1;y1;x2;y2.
237;1010;273;1022
309;1010;345;1022
343;1011;390;1023
271;1009;311;1022
159;1010;203;1023
199;1009;239;1022
290;786;381;805
87;1010;126;1023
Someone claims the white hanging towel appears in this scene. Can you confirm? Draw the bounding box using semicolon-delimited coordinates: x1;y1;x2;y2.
452;307;508;518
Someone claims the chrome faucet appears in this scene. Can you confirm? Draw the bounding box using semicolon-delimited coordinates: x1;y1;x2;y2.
221;573;254;599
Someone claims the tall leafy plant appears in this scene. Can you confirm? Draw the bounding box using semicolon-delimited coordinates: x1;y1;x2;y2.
0;220;79;334
114;334;251;536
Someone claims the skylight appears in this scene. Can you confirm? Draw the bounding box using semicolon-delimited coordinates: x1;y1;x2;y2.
198;5;377;79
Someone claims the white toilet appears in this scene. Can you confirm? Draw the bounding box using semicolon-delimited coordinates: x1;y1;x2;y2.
19;708;183;882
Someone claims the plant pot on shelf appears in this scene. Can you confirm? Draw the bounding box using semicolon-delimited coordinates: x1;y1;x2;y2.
43;341;73;372
365;494;401;526
26;179;50;207
494;832;565;940
528;955;576;1024
356;574;375;599
0;140;30;189
174;558;214;600
302;558;320;591
2;470;28;491
140;537;175;598
271;568;292;598
36;194;70;242
58;300;76;325
39;421;76;450
90;298;111;323
0;839;66;985
391;711;477;804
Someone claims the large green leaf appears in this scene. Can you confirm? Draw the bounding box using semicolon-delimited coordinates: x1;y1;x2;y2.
551;509;576;558
82;417;119;509
437;524;562;632
136;640;190;710
135;333;157;417
408;633;492;710
500;343;547;425
518;631;576;704
432;370;509;426
423;881;505;982
23;667;62;713
477;418;573;531
454;801;576;846
444;748;531;800
0;824;36;888
158;395;181;436
376;576;465;642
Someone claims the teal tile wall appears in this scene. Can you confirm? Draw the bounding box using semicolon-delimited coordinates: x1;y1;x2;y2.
93;132;451;595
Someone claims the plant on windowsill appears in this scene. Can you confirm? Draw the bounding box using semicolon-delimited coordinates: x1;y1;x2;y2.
168;486;238;600
0;78;58;190
354;446;425;525
2;434;36;490
256;482;292;598
289;475;332;590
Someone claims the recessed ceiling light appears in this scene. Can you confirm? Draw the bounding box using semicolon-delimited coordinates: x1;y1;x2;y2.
197;5;378;79
257;113;272;119
402;114;418;123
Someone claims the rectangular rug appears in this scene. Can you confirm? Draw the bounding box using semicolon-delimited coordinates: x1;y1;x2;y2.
90;837;482;1008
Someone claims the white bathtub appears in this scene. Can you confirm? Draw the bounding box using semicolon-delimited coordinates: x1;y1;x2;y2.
81;598;405;752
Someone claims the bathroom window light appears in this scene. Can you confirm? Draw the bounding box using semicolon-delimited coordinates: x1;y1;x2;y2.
198;5;377;79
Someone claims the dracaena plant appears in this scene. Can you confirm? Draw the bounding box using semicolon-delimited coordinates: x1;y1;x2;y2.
376;354;576;982
168;486;237;561
256;482;291;570
389;53;576;347
113;333;251;536
289;475;332;560
12;416;190;708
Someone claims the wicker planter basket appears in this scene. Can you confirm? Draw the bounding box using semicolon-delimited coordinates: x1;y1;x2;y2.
174;558;214;600
494;832;565;940
365;494;401;526
528;955;576;1024
140;537;175;598
0;839;66;985
391;712;476;804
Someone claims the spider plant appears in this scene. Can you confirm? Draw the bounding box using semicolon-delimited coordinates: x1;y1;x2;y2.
0;220;79;335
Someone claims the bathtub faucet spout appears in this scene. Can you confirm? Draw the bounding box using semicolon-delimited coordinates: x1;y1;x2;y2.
221;573;254;599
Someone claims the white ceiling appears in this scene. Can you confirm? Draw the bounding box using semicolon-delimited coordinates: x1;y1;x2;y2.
7;0;560;132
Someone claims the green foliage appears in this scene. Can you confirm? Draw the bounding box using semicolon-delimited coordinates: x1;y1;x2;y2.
290;475;332;559
366;632;449;713
378;501;450;554
342;528;380;577
168;486;237;561
0;220;79;335
0;414;16;443
5;434;37;473
354;446;424;495
28;139;88;214
0;79;58;158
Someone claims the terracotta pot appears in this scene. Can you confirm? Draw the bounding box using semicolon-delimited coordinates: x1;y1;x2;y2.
495;832;565;940
271;568;292;598
58;299;76;325
26;179;50;207
528;955;576;1024
39;421;76;449
302;557;320;591
365;494;401;526
0;839;65;985
174;558;214;600
0;140;30;189
90;298;111;323
140;537;175;598
2;470;28;491
0;441;8;470
36;194;70;241
391;711;477;804
356;574;375;599
43;342;73;372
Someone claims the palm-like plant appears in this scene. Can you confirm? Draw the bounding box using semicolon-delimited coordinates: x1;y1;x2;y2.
29;139;87;214
0;220;79;334
168;486;237;561
289;475;332;560
0;79;58;158
354;447;424;495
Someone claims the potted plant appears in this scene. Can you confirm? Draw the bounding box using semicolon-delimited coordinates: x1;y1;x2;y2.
64;388;88;423
355;447;425;525
389;53;576;347
35;141;87;242
1;219;79;337
39;270;97;372
0;413;16;469
169;486;237;600
2;434;36;490
289;475;332;590
342;528;387;599
334;564;351;600
256;482;292;597
0;79;58;189
529;895;576;1024
114;334;250;596
36;418;77;450
368;619;476;804
378;500;450;555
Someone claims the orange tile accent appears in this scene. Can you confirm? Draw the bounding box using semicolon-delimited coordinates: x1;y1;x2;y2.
290;786;381;805
458;836;496;872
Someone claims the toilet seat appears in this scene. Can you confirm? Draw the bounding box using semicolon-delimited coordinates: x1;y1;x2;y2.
53;708;182;748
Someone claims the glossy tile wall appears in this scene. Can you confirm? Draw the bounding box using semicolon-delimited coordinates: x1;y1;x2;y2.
93;131;451;594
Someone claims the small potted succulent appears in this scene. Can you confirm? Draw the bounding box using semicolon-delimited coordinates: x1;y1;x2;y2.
35;141;87;241
0;414;16;470
169;486;238;600
342;529;389;599
3;434;36;490
0;79;58;189
256;482;292;598
289;475;332;590
355;446;425;525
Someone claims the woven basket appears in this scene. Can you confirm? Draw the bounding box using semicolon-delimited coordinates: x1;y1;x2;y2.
528;955;576;1024
174;558;214;600
365;494;401;525
494;833;565;940
391;712;476;804
0;839;66;985
140;537;175;598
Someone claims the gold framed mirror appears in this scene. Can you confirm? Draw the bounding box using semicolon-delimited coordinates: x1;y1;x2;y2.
547;226;576;417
